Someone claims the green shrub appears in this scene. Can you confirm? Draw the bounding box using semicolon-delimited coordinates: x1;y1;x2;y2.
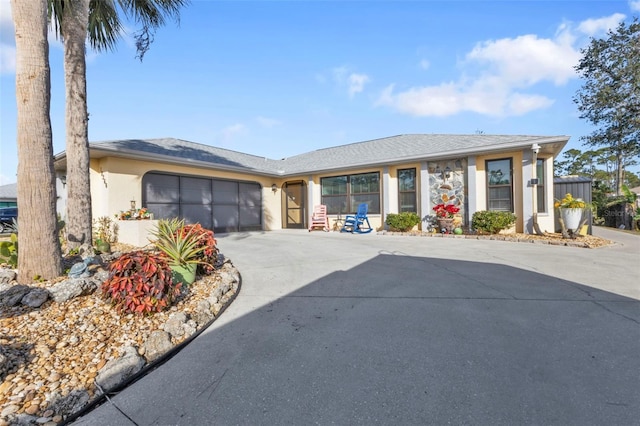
472;210;516;234
0;233;18;268
101;250;180;315
386;212;421;232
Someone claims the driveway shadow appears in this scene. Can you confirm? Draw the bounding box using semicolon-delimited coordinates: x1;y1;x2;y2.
75;254;640;426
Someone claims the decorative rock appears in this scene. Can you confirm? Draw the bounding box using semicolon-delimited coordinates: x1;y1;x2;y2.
67;262;88;279
163;312;188;338
95;346;145;392
0;285;31;307
24;405;39;415
48;278;97;303
192;301;214;326
143;331;172;363
47;390;89;418
0;404;19;417
0;269;17;284
21;289;50;308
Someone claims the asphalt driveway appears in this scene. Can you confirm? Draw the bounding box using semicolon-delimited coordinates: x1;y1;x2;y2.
73;229;640;425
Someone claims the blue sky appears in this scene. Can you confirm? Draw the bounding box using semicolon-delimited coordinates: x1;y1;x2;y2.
1;0;639;184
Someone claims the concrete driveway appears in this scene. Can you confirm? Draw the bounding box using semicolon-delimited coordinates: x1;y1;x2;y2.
73;229;639;425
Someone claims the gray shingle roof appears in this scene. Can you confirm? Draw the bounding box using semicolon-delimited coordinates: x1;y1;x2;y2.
69;134;569;177
0;183;17;200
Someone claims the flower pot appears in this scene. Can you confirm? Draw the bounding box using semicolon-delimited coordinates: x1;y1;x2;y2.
437;218;455;234
560;208;583;231
96;240;111;253
171;263;197;286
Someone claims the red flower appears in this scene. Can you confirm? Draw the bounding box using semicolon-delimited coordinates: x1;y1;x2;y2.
432;203;460;218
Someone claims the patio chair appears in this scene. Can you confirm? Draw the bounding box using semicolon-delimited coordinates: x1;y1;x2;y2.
340;203;373;234
308;204;330;232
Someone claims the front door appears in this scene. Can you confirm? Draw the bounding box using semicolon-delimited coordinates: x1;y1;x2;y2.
284;181;306;229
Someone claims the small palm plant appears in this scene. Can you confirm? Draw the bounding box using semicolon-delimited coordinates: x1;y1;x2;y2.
149;218;206;268
149;218;208;285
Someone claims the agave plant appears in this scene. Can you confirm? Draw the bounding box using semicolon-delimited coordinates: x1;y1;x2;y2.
149;218;206;268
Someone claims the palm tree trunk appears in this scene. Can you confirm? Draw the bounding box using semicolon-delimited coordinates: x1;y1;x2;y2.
11;0;62;282
61;0;93;250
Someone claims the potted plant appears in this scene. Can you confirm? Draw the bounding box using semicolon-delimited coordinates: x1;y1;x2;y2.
149;218;207;285
432;203;460;234
93;216;118;253
554;193;587;233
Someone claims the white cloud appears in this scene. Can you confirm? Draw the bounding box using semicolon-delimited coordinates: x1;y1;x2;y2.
347;73;370;98
376;17;600;118
256;116;281;128
377;82;553;117
631;1;640;12
330;66;371;98
419;59;430;70
576;13;626;36
466;33;579;86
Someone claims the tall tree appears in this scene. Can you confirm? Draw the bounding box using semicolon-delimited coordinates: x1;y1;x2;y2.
59;0;92;250
11;0;63;282
574;17;640;195
49;0;189;250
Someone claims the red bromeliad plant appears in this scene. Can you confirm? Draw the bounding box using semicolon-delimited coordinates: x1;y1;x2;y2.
432;203;460;219
179;224;219;275
101;250;181;315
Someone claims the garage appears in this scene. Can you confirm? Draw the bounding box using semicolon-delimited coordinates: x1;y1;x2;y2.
142;172;262;233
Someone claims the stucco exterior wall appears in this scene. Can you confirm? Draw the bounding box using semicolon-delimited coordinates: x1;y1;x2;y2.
474;151;524;233
89;156;284;231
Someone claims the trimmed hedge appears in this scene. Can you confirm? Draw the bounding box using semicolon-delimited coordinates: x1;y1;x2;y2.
472;210;516;234
386;212;421;232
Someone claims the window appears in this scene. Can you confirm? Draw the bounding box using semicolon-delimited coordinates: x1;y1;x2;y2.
486;158;513;211
321;172;380;214
536;159;545;212
398;168;416;212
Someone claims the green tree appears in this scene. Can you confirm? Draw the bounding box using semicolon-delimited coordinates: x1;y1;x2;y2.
11;0;63;282
574;17;640;195
49;0;189;250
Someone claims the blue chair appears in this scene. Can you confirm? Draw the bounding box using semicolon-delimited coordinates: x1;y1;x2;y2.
340;203;373;233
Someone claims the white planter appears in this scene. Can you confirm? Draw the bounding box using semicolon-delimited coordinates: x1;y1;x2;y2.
117;219;159;247
560;208;583;231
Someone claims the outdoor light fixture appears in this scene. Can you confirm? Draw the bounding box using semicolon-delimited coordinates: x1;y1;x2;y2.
531;143;541;154
130;199;136;210
60;175;67;186
435;165;452;181
271;184;277;193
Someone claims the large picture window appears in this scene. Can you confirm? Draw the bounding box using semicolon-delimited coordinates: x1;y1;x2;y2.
321;172;380;214
486;158;513;212
398;168;416;213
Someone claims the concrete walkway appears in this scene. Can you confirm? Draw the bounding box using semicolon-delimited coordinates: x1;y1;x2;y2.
73;229;639;425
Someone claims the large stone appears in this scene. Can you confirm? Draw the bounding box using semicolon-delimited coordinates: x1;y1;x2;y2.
95;346;145;392
21;288;50;308
143;330;172;363
0;269;17;284
47;389;90;418
49;277;97;303
163;312;188;338
0;285;31;307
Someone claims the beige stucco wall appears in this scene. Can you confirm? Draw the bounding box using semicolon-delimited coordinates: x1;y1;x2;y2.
474;151;525;233
90;157;284;231
88;149;558;235
536;156;556;233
